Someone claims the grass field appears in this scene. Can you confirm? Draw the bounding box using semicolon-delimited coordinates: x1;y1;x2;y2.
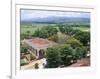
20;24;57;35
72;26;90;32
20;25;45;35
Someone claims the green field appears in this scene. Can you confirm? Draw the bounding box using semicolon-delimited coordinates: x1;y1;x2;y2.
21;26;38;35
72;27;90;32
20;24;57;35
21;25;45;35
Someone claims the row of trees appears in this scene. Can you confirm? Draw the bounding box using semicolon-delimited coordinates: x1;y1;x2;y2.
57;24;90;27
46;44;87;68
59;26;90;46
33;26;58;38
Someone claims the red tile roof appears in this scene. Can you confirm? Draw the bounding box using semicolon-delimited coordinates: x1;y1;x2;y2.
29;38;50;46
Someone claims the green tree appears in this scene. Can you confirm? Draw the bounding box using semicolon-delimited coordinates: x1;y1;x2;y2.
33;29;41;37
66;36;82;48
74;31;90;46
20;34;29;40
59;25;73;35
20;46;29;55
74;46;87;59
26;30;30;35
45;44;88;67
33;26;58;38
46;47;61;68
59;44;73;65
26;30;31;38
48;34;58;42
58;25;66;33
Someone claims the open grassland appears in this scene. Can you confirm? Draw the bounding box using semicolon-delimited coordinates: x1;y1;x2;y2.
20;24;56;35
20;24;45;35
72;26;90;32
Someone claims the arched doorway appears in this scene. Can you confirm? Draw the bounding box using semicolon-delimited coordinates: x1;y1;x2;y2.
38;49;45;59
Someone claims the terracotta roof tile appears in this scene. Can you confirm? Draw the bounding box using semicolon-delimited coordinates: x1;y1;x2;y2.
29;38;49;46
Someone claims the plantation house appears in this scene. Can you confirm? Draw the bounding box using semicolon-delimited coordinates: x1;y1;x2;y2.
22;37;56;59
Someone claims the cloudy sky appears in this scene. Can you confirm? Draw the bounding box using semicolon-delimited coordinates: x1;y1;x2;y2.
21;9;90;21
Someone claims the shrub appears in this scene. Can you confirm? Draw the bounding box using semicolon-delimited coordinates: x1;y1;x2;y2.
34;63;39;69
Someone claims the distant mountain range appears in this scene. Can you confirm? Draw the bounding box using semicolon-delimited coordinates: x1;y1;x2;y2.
21;16;90;24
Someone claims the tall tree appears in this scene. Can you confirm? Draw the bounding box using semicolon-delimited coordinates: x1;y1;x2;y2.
59;44;73;65
46;47;61;68
74;32;90;46
74;46;87;59
66;36;82;48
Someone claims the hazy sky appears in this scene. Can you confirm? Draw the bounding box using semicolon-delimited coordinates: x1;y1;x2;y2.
21;9;90;21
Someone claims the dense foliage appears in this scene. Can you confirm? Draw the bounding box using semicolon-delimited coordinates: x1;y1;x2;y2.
48;34;58;42
46;44;88;68
46;47;61;68
20;46;28;54
66;36;82;48
74;31;90;46
59;25;90;46
33;26;58;38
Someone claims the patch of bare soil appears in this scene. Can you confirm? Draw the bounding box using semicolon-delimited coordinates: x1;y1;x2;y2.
68;58;90;67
